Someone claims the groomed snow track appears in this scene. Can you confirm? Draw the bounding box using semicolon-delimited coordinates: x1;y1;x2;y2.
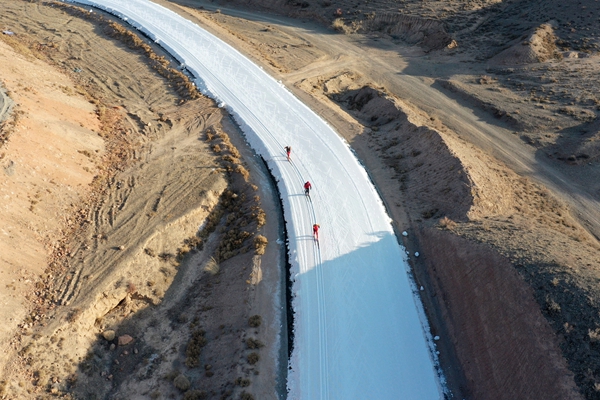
66;0;445;398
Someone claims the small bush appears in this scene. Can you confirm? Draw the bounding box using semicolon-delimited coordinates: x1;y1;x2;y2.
421;208;438;219
235;164;250;181
66;307;82;323
247;352;259;365
240;392;254;400
33;369;48;387
206;128;216;141
177;246;191;260
546;297;561;315
438;216;456;230
235;377;251;387
255;209;266;227
246;338;264;349
164;370;180;381
254;235;268;255
173;374;190;391
248;315;262;328
184;236;203;249
184;390;207;400
159;252;175;262
229;146;241;158
331;18;350;34
204;257;220;275
222;154;238;164
589;329;600;343
478;75;496;85
186;329;207;367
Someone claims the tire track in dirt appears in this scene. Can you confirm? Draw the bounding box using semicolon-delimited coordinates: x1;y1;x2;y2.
54;104;225;309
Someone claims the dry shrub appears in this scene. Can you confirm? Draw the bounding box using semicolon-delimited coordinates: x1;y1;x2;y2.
240;392;255;400
589;328;600;343
206;127;216;141
248;315;262;328
229;146;241;158
33;369;48;387
438;216;456;230
218;133;232;147
246;338;264;349
159;252;175;262
184;390;208;400
255;209;266;227
185;329;207;367
221;154;238;164
332;18;351;34
204;257;220;275
247;352;259;365
212;144;222;153
66;307;82;323
236;164;250;181
254;235;268;255
164;370;180;381
478;75;496;84
177;246;191;261
184;235;203;250
546;297;561;315
173;374;191;391
421;208;438;219
199;207;224;240
235;377;251;387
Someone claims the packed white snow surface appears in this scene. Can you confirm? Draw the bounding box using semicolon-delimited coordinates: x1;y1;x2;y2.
68;0;445;398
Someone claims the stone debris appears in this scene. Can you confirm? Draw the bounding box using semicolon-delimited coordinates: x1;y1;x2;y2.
102;330;116;341
118;334;133;346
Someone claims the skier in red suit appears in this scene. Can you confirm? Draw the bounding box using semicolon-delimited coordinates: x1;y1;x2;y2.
304;181;312;196
285;146;291;161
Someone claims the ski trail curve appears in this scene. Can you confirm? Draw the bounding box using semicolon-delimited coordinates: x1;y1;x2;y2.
68;0;445;398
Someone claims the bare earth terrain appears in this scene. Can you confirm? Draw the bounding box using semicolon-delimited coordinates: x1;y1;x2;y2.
2;0;600;399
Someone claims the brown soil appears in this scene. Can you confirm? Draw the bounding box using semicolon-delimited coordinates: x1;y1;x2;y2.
2;0;600;399
0;1;284;399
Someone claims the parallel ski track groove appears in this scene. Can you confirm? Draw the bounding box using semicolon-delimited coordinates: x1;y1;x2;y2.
67;2;442;398
119;8;372;399
287;158;329;400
